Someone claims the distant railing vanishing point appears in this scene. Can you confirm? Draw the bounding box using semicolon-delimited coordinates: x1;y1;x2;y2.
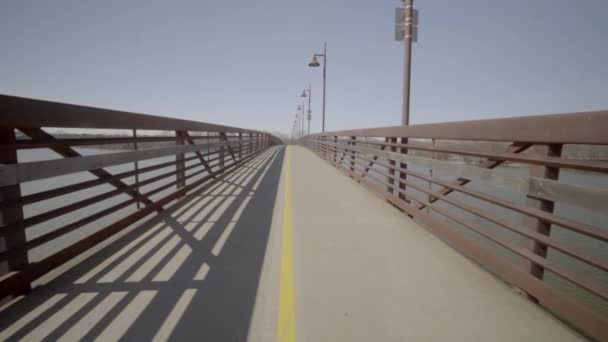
0;94;281;302
300;111;608;340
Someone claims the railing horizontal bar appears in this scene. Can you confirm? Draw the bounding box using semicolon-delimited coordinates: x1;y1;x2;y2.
0;145;268;301
0;153;223;234
0;140;240;186
3;136;178;150
0;94;265;134
323;140;608;212
323;138;608;174
310;110;608;144
425;199;608;301
0;153;200;210
313;141;608;277
341;152;608;274
325;143;608;243
0;155;232;262
348;157;608;301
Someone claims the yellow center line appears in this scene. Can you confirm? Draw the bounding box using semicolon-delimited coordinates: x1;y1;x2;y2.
278;147;297;342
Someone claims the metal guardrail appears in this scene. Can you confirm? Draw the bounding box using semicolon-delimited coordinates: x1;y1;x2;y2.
0;94;281;301
300;110;608;341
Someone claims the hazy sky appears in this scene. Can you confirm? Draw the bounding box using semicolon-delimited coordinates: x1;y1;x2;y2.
1;0;607;135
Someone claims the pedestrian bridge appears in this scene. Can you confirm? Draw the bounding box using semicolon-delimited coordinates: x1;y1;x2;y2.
0;95;607;341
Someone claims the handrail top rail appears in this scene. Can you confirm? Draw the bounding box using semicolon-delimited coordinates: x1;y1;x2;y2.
0;94;267;134
310;110;608;144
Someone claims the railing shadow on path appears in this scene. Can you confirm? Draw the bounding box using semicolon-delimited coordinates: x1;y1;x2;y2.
0;146;285;341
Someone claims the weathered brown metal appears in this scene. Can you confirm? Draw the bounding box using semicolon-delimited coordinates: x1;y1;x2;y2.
184;131;216;178
327;138;607;173
0;153;235;263
220;132;237;162
309;109;608;144
315;139;608;243
306;139;608;341
0;146;268;301
416;142;532;210
522;144;563;303
176;130;187;190
17;127;155;207
0;154;204;210
0;94;266;134
132;129;141;209
339;153;608;273
0;128;30;297
0;138;241;187
300;109;608;341
0;94;280;303
362;143;385;178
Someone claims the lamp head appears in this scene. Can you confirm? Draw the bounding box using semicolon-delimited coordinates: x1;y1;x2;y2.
308;56;320;67
300;90;307;98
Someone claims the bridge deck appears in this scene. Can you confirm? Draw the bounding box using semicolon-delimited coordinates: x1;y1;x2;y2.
0;146;581;341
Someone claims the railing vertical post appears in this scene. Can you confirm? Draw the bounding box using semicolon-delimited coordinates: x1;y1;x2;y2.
387;137;397;195
318;137;322;156
132;129;141;209
428;138;435;214
320;137;324;157
176;130;186;190
398;137;408;203
521;143;563;302
333;136;338;164
249;133;253;157
238;132;243;160
219;132;226;170
350;136;356;175
0;127;31;298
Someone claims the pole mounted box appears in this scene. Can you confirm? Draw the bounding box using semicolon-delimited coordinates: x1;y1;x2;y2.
394;8;418;42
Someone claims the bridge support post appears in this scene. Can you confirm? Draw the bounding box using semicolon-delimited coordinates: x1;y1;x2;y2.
219;132;226;171
350;136;356;175
132;129;141;209
387;137;397;195
398;137;409;204
521;143;562;303
0;128;31;300
249;133;253;158
333;136;338;164
238;133;243;160
176;130;186;190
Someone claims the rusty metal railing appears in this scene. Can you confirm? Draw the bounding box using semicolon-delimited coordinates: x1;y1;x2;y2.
0;94;281;301
300;111;608;340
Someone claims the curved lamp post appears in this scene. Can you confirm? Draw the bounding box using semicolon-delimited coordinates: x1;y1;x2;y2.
308;42;327;132
300;85;312;134
297;105;304;137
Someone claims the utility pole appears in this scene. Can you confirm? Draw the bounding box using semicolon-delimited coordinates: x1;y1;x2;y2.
395;0;417;126
394;0;418;208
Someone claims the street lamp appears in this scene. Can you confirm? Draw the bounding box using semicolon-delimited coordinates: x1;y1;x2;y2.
307;42;327;132
300;85;312;134
297;105;304;137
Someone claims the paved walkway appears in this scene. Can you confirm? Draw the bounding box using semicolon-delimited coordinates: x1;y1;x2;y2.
0;146;582;341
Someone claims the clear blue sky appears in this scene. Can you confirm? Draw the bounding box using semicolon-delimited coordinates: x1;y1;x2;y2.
1;0;607;135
